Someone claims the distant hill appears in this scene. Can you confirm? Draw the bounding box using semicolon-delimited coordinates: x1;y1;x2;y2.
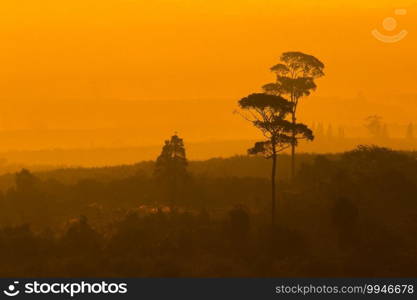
0;137;416;171
0;154;320;192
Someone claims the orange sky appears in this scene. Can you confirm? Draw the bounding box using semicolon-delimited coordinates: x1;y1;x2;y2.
0;0;417;148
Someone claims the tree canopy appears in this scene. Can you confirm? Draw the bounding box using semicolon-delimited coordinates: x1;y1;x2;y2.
154;134;188;181
238;93;313;157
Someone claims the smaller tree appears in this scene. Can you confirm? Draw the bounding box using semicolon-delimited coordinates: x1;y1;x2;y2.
154;134;188;209
238;93;313;226
365;115;382;138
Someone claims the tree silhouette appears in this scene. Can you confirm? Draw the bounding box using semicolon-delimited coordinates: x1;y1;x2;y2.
263;52;324;178
238;93;313;226
365;115;382;138
154;134;188;209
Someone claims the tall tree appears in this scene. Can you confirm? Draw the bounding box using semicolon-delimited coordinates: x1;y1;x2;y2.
238;93;313;226
263;52;324;178
154;134;188;209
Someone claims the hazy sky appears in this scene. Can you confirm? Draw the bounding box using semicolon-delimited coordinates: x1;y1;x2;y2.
0;0;417;144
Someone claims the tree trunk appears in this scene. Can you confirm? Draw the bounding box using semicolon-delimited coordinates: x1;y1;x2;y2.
171;165;177;212
291;112;296;180
271;148;277;227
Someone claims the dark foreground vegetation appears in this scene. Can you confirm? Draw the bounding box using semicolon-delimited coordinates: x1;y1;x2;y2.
0;145;416;277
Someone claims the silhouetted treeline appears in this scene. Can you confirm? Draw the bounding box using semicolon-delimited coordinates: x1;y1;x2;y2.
0;155;318;192
0;146;416;276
